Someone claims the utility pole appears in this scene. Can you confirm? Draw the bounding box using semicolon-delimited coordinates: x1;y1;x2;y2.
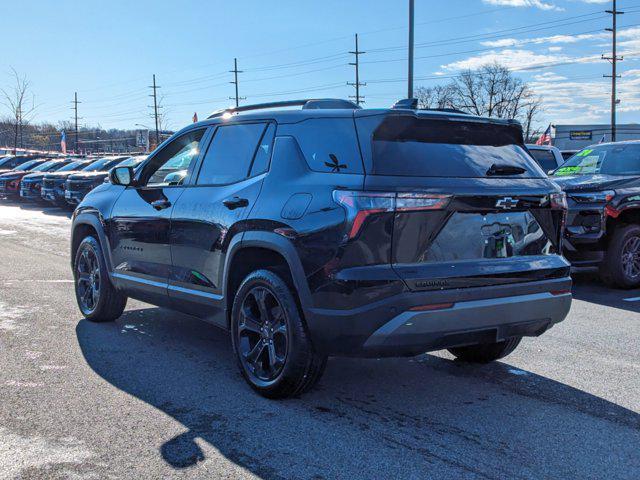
149;74;161;148
348;34;366;105
229;58;244;107
408;0;415;99
603;0;624;142
72;92;80;154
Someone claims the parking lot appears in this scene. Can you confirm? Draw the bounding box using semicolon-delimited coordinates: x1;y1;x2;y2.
0;200;637;479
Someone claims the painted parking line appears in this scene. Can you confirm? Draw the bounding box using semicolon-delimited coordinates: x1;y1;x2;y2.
623;296;640;302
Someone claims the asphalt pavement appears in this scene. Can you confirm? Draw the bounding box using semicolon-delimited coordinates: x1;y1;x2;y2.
0;200;638;480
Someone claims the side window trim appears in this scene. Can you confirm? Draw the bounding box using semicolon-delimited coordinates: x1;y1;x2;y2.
193;121;269;187
248;122;276;177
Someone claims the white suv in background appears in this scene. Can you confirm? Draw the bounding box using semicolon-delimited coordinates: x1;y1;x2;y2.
526;144;564;173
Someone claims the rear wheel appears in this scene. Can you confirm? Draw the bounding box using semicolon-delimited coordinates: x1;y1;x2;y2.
74;235;127;322
599;224;640;289
448;336;522;363
231;269;327;398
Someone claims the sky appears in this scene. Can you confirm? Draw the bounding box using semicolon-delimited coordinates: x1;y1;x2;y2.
1;0;639;132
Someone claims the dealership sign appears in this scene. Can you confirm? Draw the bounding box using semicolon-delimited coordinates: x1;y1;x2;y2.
570;131;593;141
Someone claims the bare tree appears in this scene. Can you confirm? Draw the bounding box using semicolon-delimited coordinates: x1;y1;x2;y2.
418;63;543;135
1;68;36;152
415;84;454;110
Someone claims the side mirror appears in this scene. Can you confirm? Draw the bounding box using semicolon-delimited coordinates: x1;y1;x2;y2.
109;166;135;186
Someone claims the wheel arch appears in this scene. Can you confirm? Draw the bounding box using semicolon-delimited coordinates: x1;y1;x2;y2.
223;231;312;328
71;211;114;272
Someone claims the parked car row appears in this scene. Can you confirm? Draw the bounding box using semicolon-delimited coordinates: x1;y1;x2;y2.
0;154;146;207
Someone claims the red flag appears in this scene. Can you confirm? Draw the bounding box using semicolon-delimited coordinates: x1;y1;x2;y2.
192;112;198;123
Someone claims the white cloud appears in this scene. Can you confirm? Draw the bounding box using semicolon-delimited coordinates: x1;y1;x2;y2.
548;46;563;52
439;49;602;71
482;0;563;11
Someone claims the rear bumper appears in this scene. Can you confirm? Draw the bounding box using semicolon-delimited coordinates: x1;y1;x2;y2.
305;276;572;357
362;291;570;356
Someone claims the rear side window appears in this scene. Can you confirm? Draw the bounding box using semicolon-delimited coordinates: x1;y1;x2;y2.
528;149;557;171
197;123;266;185
356;114;544;178
291;118;364;174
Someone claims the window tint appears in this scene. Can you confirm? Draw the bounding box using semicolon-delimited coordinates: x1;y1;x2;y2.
250;123;276;177
143;129;206;186
292;118;363;174
197;123;266;185
356;114;543;178
529;149;557;171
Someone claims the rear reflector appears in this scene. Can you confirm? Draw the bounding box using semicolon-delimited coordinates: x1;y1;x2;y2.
550;290;571;296
409;302;455;312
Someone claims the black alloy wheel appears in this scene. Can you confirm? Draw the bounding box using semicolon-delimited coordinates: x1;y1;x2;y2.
76;246;101;315
237;286;289;384
621;235;640;281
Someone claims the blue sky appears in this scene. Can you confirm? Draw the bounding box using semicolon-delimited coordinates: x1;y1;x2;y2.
1;0;639;131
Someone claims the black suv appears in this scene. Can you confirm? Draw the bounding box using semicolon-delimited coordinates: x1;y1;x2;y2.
70;99;572;398
552;141;640;287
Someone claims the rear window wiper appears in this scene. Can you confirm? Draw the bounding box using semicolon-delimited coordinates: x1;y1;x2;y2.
486;163;526;176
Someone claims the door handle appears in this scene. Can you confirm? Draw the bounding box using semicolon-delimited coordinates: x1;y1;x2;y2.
151;199;172;210
223;197;249;210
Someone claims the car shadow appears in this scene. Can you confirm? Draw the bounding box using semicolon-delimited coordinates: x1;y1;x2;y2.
76;307;640;479
572;270;640;314
1;197;73;218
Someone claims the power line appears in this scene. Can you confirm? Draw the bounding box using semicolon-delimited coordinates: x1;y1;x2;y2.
603;0;625;141
149;74;161;146
71;92;81;153
229;58;245;107
348;34;366;105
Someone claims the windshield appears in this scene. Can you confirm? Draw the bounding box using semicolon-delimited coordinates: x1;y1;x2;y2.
14;160;40;171
117;156;145;167
356;114;544;178
57;161;83;172
553;143;640;176
32;160;62;172
82;158;121;172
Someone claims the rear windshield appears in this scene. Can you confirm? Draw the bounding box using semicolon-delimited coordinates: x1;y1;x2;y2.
528;148;558;171
356;114;544;178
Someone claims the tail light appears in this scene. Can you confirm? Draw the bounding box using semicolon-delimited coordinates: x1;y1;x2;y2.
333;190;451;239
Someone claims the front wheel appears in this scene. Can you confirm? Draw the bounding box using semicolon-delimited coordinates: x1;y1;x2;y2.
74;235;127;322
448;337;522;363
231;269;326;399
599;224;640;289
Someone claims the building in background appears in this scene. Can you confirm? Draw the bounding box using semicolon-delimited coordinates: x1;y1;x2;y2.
549;124;640;150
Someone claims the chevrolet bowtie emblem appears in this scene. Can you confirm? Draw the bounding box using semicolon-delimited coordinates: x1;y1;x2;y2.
495;197;519;210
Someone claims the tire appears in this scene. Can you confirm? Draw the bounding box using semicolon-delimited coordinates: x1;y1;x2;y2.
231;269;327;399
599;224;640;289
73;235;127;322
448;336;522;363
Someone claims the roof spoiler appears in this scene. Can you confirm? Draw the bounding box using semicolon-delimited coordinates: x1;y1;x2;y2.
392;98;469;115
208;98;360;119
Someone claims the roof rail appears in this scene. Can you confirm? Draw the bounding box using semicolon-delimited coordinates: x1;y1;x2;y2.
207;98;360;119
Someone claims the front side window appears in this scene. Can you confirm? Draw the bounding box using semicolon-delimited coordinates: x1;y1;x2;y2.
553;143;640;176
142;129;206;187
196;123;266;185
